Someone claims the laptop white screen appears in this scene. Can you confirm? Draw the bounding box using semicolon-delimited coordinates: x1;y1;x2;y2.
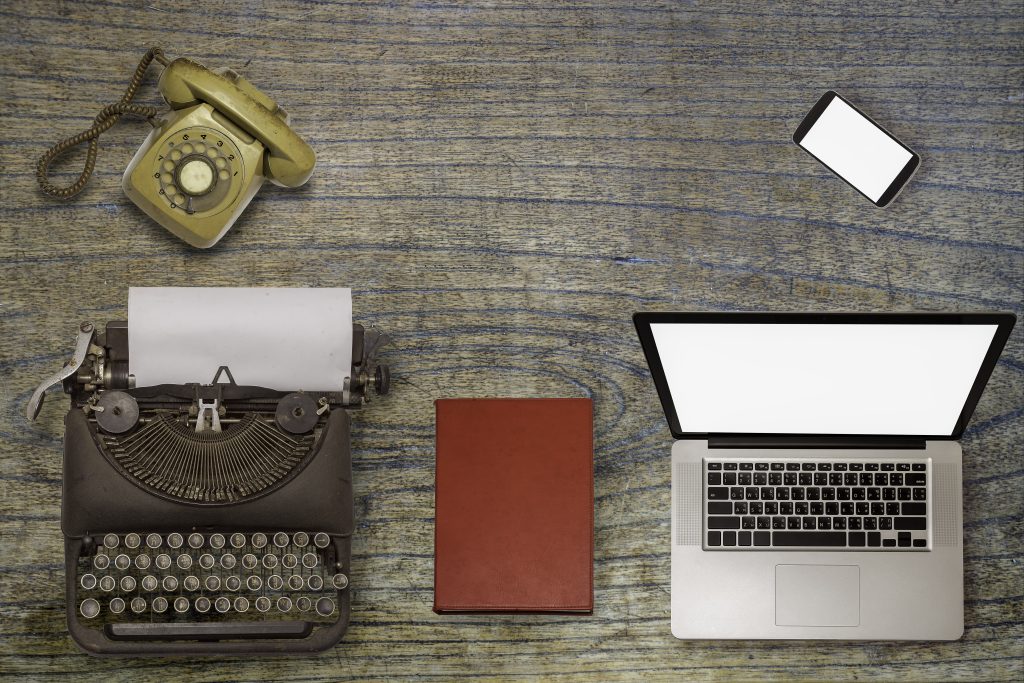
649;323;999;435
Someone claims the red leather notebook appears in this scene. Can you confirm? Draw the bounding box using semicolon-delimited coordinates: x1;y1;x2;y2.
434;398;593;613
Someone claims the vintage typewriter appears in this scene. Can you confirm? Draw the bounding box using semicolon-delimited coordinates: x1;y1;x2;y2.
26;315;389;655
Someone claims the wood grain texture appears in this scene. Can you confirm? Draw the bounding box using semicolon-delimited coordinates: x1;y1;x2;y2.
1;0;1021;679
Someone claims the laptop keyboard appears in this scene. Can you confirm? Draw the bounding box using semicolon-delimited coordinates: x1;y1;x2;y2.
703;459;929;550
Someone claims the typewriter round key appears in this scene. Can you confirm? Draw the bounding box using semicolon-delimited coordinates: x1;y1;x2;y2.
167;533;184;549
282;553;298;569
230;533;246;549
220;553;237;570
176;554;193;570
99;576;116;592
155;554;172;570
135;554;151;570
194;596;211;614
120;576;136;592
141;575;158;592
130;597;146;614
162;576;179;592
332;573;349;590
251;533;268;549
225;576;241;592
255;597;271;613
113;554;130;570
302;553;319;569
307;575;324;591
262;554;279;569
315;597;335;616
313;533;330;549
215;597;231;614
273;532;290;548
233;597;249;613
124;533;141;549
146;533;162;549
293;532;310;548
205;575;221;591
109;597;126;614
209;533;226;550
246;575;262;591
183;575;200;591
241;553;258;570
296;597;312;612
267;574;284;591
287;575;304;591
93;554;110;570
199;553;216;570
152;597;168;614
80;573;97;590
188;533;204;549
276;597;292;612
173;597;190;613
103;533;119;549
80;598;101;619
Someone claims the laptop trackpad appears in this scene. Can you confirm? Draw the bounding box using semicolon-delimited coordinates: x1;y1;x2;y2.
775;564;860;627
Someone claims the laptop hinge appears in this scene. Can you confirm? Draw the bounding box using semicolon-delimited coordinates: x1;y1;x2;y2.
707;436;927;450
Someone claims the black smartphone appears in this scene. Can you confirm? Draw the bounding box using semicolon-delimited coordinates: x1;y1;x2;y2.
793;91;920;207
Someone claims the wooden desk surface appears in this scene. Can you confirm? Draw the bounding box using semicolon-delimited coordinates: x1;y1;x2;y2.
1;1;1021;680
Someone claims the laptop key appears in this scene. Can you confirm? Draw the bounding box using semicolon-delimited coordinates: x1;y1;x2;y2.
849;531;865;547
754;531;771;546
755;463;769;471
707;472;721;485
867;531;881;546
707;502;732;514
723;531;736;546
708;517;740;529
707;487;728;500
739;531;752;546
912;463;926;471
906;473;926;486
913;538;926;547
772;531;846;546
707;462;722;470
895;517;926;531
770;463;785;471
898;532;911;547
707;531;721;546
901;502;926;515
883;538;896;547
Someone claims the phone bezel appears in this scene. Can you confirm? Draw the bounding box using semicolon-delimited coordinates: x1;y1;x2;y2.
793;90;921;208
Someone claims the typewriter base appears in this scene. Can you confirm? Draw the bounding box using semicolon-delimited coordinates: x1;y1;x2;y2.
62;409;356;655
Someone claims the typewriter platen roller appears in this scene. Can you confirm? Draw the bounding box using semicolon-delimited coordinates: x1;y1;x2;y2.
28;319;389;656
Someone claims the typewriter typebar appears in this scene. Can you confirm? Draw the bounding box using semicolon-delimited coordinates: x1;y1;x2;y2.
28;320;390;655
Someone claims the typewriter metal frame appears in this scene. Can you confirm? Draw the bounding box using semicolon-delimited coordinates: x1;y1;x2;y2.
29;320;389;656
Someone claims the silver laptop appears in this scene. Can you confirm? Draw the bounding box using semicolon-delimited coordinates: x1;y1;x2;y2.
633;312;1015;640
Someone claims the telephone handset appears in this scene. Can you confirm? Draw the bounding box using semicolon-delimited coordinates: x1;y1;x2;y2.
37;48;315;248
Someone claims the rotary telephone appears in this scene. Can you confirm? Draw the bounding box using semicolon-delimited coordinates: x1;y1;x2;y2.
37;48;315;248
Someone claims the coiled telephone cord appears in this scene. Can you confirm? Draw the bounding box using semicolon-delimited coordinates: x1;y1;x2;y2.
36;47;169;199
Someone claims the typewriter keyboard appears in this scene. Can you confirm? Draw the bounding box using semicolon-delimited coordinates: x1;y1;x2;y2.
75;532;348;625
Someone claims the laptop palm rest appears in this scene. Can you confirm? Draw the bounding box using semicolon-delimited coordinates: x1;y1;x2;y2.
775;564;860;627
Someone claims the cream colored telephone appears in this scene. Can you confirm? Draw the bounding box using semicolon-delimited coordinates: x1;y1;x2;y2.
38;48;315;248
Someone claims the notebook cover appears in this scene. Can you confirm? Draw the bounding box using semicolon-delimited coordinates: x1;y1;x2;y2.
433;398;594;613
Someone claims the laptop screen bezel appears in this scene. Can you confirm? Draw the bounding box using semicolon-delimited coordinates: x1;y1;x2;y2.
632;311;1016;440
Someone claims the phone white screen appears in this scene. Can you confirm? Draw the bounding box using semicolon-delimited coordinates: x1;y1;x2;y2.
799;96;913;202
649;323;998;435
